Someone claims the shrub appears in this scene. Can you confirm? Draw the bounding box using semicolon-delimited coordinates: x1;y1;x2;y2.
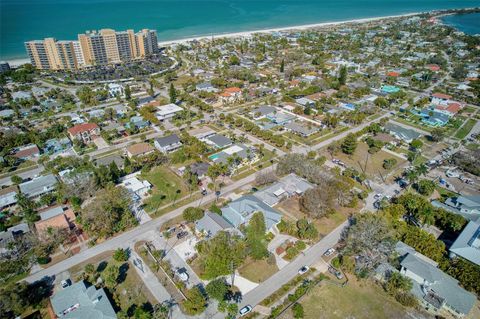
113;248;129;262
292;303;304;319
183;207;205;222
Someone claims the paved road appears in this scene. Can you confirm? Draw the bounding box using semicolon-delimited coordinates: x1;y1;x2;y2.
239;220;348;310
0;165;44;187
24;169;258;283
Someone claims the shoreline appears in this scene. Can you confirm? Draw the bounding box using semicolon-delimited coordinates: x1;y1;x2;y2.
5;8;477;66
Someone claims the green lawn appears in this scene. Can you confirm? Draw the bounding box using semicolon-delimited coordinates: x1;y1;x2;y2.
141;166;190;213
300;279;417;319
454;119;477;139
238;257;279;283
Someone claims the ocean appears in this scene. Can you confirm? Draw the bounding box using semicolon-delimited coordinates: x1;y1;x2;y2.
0;0;478;60
440;12;480;35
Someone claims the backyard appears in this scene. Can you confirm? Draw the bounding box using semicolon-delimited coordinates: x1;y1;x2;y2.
454;119;477;139
141;166;190;213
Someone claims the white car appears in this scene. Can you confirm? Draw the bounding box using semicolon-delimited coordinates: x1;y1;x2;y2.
323;248;335;257
61;279;71;289
176;269;189;282
298;266;309;275
239;305;252;316
373;193;383;200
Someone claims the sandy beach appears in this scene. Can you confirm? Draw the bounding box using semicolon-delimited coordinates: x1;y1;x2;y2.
5;8;469;67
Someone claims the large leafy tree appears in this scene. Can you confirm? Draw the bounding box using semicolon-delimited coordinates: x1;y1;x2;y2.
341;133;357;155
81;186;137;238
195;231;246;279
245;212;269;260
343;213;395;272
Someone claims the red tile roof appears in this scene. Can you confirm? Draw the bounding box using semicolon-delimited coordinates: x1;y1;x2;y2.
223;87;241;93
427;64;440;72
387;71;400;77
67;123;99;135
446;103;461;114
432;93;452;100
14;145;39;158
35;208;76;234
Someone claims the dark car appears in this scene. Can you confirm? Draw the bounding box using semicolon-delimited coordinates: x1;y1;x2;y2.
176;231;188;239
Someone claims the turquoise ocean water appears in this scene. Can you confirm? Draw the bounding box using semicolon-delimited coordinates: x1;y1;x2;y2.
440;12;480;35
0;0;478;60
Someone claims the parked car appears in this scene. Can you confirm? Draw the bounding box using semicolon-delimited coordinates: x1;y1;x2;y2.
373;193;383;200
176;268;189;282
177;231;188;239
61;279;71;289
323;248;335;257
239;305;252;316
298;266;309;275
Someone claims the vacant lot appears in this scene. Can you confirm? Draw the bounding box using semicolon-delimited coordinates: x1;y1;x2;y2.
455;119;477;139
141;166;189;213
276;197;354;238
238;257;279;283
294;278;427;319
323;142;406;179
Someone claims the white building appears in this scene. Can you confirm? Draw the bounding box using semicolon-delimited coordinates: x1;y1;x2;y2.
107;83;125;98
155;103;183;121
120;174;152;199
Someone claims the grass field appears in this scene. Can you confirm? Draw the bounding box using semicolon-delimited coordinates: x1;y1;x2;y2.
455;119;477;139
141;166;189;213
322;142;406;178
238;257;279;283
297;278;420;319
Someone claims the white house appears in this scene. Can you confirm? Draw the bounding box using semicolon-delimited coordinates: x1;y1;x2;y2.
120;174;152;199
107;83;125;98
155;103;183;121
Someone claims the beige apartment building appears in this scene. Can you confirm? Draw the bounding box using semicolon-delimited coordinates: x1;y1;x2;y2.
25;28;158;70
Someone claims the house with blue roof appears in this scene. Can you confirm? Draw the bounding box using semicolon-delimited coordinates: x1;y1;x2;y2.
126;116;150;130
221;195;282;232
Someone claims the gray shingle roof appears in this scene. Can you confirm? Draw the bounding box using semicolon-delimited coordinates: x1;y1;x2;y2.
19;174;57;198
253;173;313;207
384;122;422;141
195;211;234;237
206;134;233;148
450;221;480;266
221;195;282;231
401;252;476;315
50;281;116;319
155;134;180;147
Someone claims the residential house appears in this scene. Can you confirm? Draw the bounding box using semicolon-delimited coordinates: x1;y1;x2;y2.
220;87;242;104
126;116;150;130
221;195;282;232
384;122;422;143
107;83;124;98
295;97;315;107
43;138;72;155
196;82;218;93
253;174;313;207
209;144;257;169
126;142;155;158
67;123;100;144
120;174;152;200
431;196;480;222
195;211;237;237
0;185;19;209
155;103;183;121
50;280;117;319
250;105;277;120
190;127;216;140
189;162;210;179
13;144;40;161
203;134;233;149
431;93;453;106
19;174;57;199
154;134;182;153
35;205;76;237
11;91;31;101
400;248;475;317
284;121;320;137
0;223;30;255
449;221;480;266
94;154;124;169
0;109;15;119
